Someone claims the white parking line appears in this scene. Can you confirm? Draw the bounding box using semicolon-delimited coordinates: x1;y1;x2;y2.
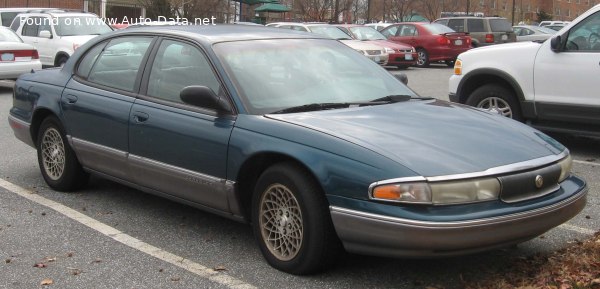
574;159;600;166
0;178;256;289
559;223;597;235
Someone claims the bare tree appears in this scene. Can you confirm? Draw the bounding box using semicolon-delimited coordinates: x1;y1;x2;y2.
386;0;415;21
296;0;332;21
418;0;442;21
350;0;368;23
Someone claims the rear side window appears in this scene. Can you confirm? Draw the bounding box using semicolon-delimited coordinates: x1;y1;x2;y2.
1;12;19;27
10;15;25;31
489;19;512;32
467;19;485;32
77;42;107;78
86;37;153;92
21;17;39;37
447;19;465;32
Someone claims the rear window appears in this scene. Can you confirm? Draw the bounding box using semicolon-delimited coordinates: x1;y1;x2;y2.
489;19;512;32
423;23;456;34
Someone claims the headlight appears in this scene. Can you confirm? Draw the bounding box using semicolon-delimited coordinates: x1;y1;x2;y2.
454;59;462;75
384;47;395;54
557;154;572;182
370;177;500;205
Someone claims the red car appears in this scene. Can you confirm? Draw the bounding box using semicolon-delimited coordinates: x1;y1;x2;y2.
335;24;417;69
381;22;471;68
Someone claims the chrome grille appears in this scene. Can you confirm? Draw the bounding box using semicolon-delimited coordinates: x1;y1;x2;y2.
366;50;382;55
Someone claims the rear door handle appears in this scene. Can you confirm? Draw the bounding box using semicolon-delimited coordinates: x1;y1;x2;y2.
132;111;149;123
65;95;78;104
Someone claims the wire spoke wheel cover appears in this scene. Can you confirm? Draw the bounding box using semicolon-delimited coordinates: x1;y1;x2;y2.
259;183;303;261
41;127;66;181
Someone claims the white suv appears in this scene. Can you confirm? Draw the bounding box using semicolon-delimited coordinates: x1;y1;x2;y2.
11;10;112;66
449;4;600;136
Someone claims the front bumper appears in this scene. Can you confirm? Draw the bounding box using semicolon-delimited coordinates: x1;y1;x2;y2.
330;181;587;257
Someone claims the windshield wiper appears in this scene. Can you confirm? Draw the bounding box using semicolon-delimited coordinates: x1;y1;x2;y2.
370;95;412;102
271;102;352;114
271;95;430;114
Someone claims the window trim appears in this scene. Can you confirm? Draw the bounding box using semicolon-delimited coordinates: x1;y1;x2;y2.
137;35;237;116
73;35;158;95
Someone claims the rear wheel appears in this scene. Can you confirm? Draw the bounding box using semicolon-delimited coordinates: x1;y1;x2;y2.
466;84;523;121
397;65;408;70
415;48;429;68
36;116;89;191
251;163;340;275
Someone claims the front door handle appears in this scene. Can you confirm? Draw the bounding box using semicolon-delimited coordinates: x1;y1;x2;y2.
132;111;149;123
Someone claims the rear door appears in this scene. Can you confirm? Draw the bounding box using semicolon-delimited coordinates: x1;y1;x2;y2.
62;36;154;179
129;38;235;212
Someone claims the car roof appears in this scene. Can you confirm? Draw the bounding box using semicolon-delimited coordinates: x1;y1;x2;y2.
110;25;327;43
18;11;95;17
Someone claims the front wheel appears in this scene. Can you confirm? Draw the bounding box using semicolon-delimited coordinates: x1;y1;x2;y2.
415;48;429;68
466;84;523;121
37;116;89;191
55;56;68;67
251;163;340;275
445;59;455;67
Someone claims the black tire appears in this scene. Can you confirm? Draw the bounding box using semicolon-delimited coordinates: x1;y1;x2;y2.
55;56;68;67
445;59;455;67
415;48;429;68
251;162;341;275
36;116;89;191
466;84;523;121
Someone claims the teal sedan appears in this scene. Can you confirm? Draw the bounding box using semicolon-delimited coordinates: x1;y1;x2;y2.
8;25;587;275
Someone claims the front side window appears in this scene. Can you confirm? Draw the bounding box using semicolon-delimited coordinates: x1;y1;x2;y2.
215;39;416;115
86;37;152;91
147;39;221;103
566;11;600;51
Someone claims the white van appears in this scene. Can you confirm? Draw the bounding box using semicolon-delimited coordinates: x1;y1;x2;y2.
0;8;52;27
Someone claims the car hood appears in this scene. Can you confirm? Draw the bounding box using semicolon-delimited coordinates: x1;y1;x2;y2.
340;39;385;50
266;100;564;177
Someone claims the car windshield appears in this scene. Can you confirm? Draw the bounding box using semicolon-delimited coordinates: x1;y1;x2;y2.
348;26;387;40
214;39;416;115
422;23;456;34
490;19;513;32
309;26;352;40
0;27;23;42
55;16;113;36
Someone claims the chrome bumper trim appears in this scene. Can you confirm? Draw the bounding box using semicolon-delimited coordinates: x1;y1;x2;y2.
330;185;587;257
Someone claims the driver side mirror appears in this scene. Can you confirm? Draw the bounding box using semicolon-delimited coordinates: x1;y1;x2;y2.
38;30;52;39
550;35;562;52
180;86;231;113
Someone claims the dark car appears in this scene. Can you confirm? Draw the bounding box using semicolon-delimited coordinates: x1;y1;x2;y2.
335;24;417;69
381;22;472;67
434;17;517;47
8;25;587;275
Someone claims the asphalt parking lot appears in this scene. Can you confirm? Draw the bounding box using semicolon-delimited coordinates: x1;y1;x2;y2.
0;66;598;288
